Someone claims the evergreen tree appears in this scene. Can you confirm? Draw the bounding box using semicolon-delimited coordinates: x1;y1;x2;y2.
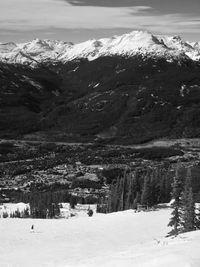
70;195;77;209
14;209;21;218
181;168;196;232
109;177;120;212
125;174;134;210
3;211;8;218
168;164;182;236
150;169;160;206
23;207;30;218
158;167;171;203
141;175;151;207
119;168;130;211
196;206;200;230
119;175;125;211
133;192;141;210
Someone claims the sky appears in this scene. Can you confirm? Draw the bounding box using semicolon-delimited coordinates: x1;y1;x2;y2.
0;0;200;43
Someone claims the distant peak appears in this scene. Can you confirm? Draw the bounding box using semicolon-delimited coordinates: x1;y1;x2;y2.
171;35;182;41
0;30;200;65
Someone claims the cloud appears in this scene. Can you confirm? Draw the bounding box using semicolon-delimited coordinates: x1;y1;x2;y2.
61;0;143;7
0;0;200;41
0;0;152;30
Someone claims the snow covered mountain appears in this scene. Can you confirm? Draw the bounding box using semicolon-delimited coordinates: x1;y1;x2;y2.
0;31;200;66
1;30;200;143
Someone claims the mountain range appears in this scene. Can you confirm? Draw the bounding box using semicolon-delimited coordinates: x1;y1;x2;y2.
0;31;200;66
0;30;200;144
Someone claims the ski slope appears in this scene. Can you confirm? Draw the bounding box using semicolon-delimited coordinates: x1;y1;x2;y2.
0;208;200;267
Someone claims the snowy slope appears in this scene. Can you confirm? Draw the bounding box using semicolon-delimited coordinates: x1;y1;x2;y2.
0;31;200;66
0;208;200;267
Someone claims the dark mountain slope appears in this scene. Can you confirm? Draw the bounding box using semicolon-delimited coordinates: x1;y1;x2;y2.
0;56;200;144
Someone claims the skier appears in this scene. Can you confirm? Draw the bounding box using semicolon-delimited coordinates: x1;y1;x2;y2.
31;224;34;232
87;208;93;217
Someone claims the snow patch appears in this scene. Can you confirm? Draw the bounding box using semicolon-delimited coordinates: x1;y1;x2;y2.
93;83;100;88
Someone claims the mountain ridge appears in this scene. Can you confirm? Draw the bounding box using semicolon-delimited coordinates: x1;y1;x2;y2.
0;31;200;66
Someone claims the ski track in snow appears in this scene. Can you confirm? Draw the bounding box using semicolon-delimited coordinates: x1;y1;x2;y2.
0;208;200;267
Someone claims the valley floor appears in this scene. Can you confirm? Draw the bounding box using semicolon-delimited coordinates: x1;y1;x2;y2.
0;208;200;267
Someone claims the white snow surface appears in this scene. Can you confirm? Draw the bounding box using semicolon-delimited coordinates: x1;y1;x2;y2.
0;208;200;267
0;31;200;66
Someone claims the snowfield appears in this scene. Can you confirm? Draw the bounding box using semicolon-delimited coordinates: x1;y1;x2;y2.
0;208;200;267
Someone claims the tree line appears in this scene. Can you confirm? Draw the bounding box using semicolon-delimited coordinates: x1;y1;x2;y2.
12;189;98;218
97;166;172;213
97;163;200;236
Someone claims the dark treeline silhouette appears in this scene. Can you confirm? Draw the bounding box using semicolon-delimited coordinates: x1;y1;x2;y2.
97;164;200;214
11;191;65;218
98;166;172;213
14;189;98;218
29;192;61;219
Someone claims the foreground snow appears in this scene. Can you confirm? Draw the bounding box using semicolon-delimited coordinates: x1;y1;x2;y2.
0;208;200;267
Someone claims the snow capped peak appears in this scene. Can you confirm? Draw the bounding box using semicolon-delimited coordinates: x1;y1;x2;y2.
59;30;181;62
0;30;200;66
170;35;182;41
20;39;53;54
0;42;17;53
120;30;159;44
100;30;162;50
191;41;200;50
18;38;73;54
